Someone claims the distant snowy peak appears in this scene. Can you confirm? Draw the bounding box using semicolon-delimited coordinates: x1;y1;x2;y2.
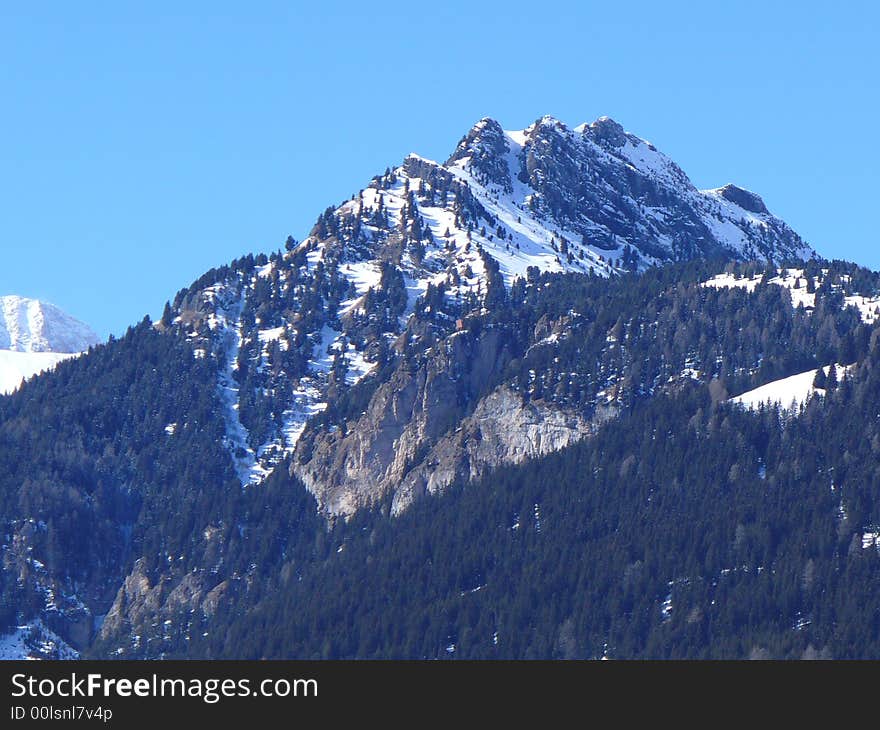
0;296;99;394
0;295;100;354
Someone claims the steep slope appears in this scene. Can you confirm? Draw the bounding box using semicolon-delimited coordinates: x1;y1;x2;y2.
446;115;811;268
164;115;814;510
0;296;101;395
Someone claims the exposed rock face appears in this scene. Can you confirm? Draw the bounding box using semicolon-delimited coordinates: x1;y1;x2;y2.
519;116;701;257
447;117;513;192
292;315;611;518
293;325;517;516
717;183;770;215
201;581;229;618
390;386;614;515
100;560;167;640
586;116;630;148
100;561;222;643
509;115;807;262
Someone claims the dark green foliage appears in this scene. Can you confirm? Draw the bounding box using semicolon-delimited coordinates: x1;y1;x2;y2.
193;356;880;659
0;319;240;630
494;259;872;414
5;255;880;658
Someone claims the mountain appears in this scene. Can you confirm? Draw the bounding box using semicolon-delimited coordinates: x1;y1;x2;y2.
6;115;880;660
0;296;101;394
0;295;99;354
445;115;810;265
163;115;814;513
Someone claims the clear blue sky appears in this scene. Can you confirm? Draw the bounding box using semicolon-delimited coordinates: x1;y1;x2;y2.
1;1;876;338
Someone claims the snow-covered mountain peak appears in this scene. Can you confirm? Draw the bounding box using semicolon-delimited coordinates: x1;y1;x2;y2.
582;115;628;143
0;296;100;395
533;114;566;130
446;117;512;192
592;114;622;126
0;295;100;354
170;113;816;488
443;114;812;264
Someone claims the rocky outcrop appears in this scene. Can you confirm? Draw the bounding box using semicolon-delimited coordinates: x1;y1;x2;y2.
99;560;167;640
99;560;225;643
201;581;229;617
47;608;92;651
292;316;612;517
293;325;516;516
717;183;769;215
390;386;614;514
446;117;512;192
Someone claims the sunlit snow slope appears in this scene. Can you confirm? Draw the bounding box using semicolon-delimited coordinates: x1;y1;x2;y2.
0;296;100;394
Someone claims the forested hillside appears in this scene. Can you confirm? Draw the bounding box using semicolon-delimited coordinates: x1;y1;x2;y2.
193;367;880;659
3;112;880;659
5;254;880;658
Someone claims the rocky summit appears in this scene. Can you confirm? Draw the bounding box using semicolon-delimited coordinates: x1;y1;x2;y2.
166;115;813;515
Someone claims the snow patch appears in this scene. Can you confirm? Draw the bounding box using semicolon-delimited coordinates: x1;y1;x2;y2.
730;364;850;411
0;350;78;395
702;269;816;310
0;619;79;660
703;268;880;324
